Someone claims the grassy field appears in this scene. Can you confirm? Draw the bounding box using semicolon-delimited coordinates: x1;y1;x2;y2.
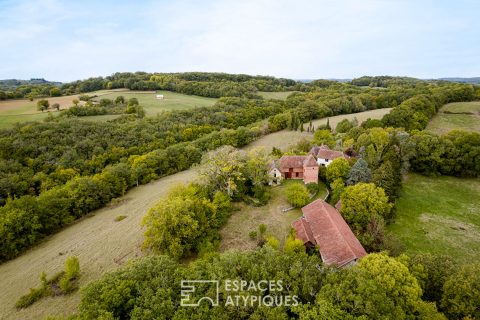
0;89;128;129
427;101;480;134
220;180;327;252
258;91;297;100
0;90;216;129
311;108;392;129
245;130;311;152
387;173;480;264
92;90;217;115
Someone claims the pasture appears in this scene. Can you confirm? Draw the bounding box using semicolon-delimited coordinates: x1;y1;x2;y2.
92;90;217;115
387;173;480;264
427;101;480;134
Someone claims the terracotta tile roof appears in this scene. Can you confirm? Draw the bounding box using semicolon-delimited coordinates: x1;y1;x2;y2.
303;154;318;167
310;145;347;160
279;155;319;170
293;199;367;267
279;156;307;170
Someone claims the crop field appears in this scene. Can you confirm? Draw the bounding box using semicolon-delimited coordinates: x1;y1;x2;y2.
91;90;217;115
220;180;327;252
427;101;480;134
387;173;480;264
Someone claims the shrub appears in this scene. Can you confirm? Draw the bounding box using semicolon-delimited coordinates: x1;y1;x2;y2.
259;224;267;236
305;182;318;195
114;215;127;222
59;256;80;293
284;183;310;207
252;185;270;206
15;287;47;309
249;230;257;240
265;236;280;250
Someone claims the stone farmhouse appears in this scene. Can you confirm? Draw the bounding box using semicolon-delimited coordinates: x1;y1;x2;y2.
269;145;351;184
269;154;319;185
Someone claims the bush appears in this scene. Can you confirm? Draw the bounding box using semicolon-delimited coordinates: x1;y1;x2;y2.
265;236;280;250
249;230;257;240
114;215;127;222
259;224;267;236
305;182;318;195
15;287;47;309
285;183;310;207
252;185;270;206
59;256;80;293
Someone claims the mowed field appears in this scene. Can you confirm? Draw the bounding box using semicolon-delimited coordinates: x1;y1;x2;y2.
0;90;217;129
0;89;129;129
92;91;217;115
0;107;393;319
427;101;480;134
387;174;480;264
311;108;392;129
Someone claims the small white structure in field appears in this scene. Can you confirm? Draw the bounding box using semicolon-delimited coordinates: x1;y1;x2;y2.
156;94;164;100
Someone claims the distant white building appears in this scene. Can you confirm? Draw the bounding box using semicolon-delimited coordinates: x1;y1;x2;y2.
156;94;164;100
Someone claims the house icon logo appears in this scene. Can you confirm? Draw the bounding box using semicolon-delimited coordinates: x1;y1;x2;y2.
180;280;220;307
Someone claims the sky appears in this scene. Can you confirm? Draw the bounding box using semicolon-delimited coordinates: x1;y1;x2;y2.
0;0;479;82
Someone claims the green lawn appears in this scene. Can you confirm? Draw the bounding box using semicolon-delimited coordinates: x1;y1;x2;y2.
220;180;327;252
427;101;480;134
387;173;480;264
258;91;297;100
92;91;217;115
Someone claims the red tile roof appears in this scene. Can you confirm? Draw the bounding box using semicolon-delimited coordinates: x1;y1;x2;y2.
303;154;318;167
279;155;319;171
310;145;347;161
293;199;367;267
